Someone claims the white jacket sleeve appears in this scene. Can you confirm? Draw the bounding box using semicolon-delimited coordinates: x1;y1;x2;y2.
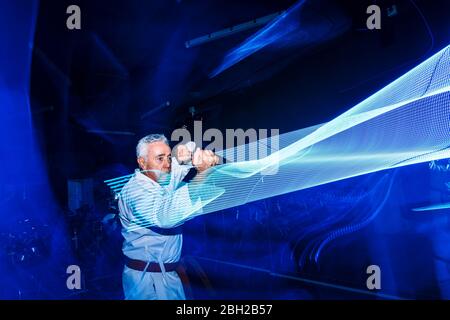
121;179;203;229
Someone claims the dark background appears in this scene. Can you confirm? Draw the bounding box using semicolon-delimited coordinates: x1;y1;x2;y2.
0;0;449;299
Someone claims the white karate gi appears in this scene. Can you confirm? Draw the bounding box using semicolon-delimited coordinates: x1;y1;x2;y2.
118;159;195;300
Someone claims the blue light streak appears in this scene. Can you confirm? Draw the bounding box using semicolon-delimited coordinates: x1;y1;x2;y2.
107;45;450;231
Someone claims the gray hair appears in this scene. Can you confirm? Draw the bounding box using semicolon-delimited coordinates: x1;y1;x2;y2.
136;134;169;159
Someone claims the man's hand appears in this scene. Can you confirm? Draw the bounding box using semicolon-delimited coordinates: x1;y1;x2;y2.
192;148;219;172
175;144;193;165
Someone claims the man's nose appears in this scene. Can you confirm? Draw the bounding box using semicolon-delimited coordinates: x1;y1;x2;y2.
163;158;171;168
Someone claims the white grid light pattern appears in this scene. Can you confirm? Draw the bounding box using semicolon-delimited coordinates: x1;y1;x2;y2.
106;45;450;230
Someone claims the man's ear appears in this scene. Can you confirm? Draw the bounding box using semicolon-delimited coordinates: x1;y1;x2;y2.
137;157;146;170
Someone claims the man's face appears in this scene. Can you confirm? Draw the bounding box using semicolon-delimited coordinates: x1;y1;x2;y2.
137;141;172;181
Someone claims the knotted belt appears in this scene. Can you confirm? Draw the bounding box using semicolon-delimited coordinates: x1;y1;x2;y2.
125;257;180;272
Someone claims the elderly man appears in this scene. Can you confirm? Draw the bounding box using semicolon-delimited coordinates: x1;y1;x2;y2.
118;134;219;300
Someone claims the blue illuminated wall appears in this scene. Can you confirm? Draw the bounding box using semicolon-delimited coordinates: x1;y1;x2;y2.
0;1;74;299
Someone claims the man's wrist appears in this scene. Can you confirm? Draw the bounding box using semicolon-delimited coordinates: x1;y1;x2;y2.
182;167;199;183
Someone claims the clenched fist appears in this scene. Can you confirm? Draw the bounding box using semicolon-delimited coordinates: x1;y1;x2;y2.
175;144;193;165
192;148;219;172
